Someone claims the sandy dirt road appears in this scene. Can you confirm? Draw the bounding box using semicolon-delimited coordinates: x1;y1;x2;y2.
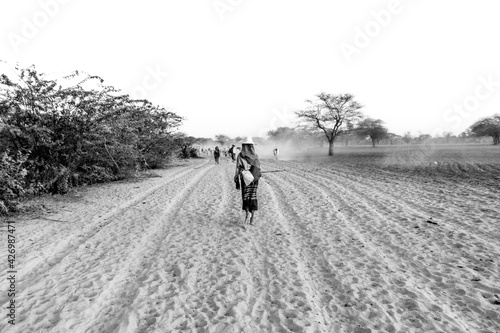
1;157;499;333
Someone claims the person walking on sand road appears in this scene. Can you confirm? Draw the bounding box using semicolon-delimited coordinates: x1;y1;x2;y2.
234;137;261;225
214;146;220;164
273;147;279;160
229;144;236;162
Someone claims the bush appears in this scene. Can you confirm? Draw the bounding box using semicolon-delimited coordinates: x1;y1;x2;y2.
0;152;28;215
188;147;199;158
0;64;186;212
77;165;117;184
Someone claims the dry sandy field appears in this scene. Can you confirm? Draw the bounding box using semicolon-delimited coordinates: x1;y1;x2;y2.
1;144;499;333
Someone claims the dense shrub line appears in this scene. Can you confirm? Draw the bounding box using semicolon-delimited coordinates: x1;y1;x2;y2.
0;65;192;214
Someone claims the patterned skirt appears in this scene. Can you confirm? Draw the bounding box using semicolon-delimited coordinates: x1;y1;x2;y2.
240;177;258;211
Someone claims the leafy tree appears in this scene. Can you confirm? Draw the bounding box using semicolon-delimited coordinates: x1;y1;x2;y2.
385;133;402;145
296;93;363;156
402;131;413;144
355;118;389;147
469;114;500;145
442;131;453;144
459;129;472;138
214;134;230;146
415;134;432;144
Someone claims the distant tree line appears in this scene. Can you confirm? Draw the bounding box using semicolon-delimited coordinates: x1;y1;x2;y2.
264;92;500;155
0;64;193;214
205;93;500;157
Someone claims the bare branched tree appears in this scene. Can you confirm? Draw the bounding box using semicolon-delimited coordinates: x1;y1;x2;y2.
296;93;363;155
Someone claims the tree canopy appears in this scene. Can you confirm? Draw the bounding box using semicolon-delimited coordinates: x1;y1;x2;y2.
469;114;500;145
214;134;230;146
355;118;389;147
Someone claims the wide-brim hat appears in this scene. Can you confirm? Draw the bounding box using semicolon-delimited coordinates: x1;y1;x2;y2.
241;136;256;145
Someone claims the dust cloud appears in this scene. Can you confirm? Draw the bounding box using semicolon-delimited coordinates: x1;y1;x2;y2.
252;139;322;161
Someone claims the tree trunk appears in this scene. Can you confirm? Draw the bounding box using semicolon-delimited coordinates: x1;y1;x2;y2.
494;135;499;145
372;139;376;148
328;140;334;156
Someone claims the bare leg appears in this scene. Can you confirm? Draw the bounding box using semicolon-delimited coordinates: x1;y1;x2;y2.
244;210;249;224
249;211;255;225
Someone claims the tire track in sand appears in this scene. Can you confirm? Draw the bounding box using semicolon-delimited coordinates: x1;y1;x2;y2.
262;169;400;333
3;163;213;333
250;175;332;333
6;161;208;303
279;160;499;245
280;163;499;332
291;161;500;295
115;164;239;332
105;162;258;333
149;162;332;332
149;163;311;333
264;163;480;333
277;160;500;275
278;162;500;289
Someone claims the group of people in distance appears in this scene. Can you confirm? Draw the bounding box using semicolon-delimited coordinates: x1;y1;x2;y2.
213;144;237;164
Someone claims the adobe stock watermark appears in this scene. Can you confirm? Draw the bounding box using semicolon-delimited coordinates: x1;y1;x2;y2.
339;0;414;64
213;0;244;21
441;74;499;132
7;0;72;54
258;106;296;138
130;65;169;100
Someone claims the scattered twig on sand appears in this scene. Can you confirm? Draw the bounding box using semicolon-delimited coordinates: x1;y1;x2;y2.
37;217;71;223
262;170;287;173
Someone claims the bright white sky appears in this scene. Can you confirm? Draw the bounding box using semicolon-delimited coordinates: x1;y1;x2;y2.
1;0;500;139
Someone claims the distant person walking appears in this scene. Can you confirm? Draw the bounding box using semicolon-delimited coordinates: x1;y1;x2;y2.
273;148;279;160
229;144;236;162
214;146;220;164
234;137;261;225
